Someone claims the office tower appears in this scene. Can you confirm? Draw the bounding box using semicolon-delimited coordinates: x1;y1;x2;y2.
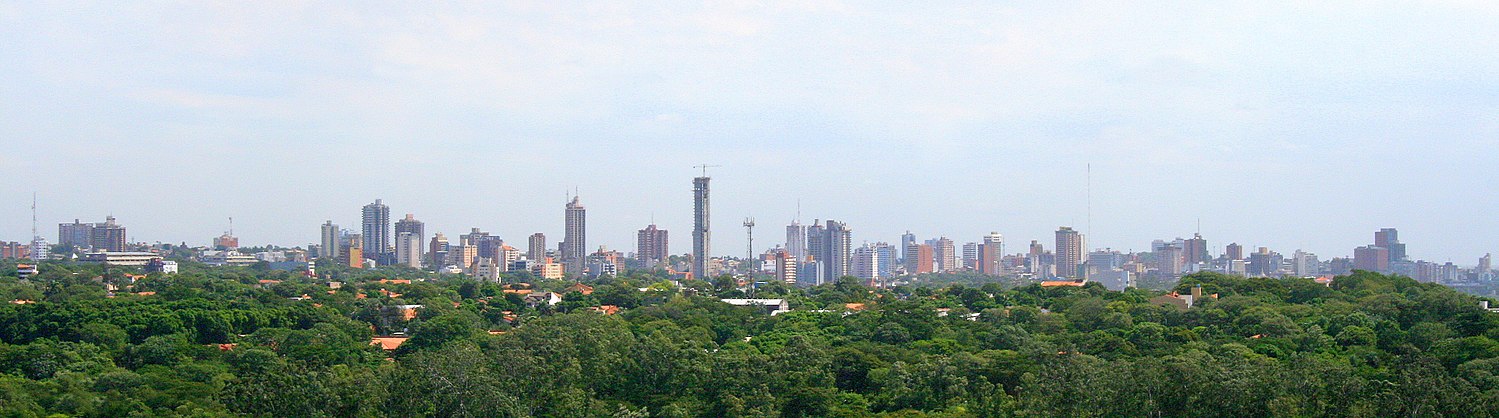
774;249;798;285
1375;228;1406;263
429;233;449;268
1055;227;1083;278
361;199;390;262
1183;233;1209;265
826;220;852;282
787;222;807;261
1249;247;1283;277
806;221;826;263
90;216;127;252
637;224;669;267
527;233;546;262
58;219;92;250
1158;244;1184;276
319;221;340;259
394;214;424;264
900;231;917;264
563;196;586;277
395;231;422;268
1226;243;1244;261
980;232;1004;276
1353;245;1389;272
962;242;980;270
853;244;879;283
1480;253;1492;275
693;176;711;277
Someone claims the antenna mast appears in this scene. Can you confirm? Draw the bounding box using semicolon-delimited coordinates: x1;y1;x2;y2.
694;164;721;177
31;192;38;239
743;217;755;274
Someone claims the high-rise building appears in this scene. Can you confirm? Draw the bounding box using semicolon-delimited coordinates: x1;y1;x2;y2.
980;232;1004;276
90;216;127;252
900;231;917;264
932;237;956;272
429;233;449;268
905;244;934;274
853;244;879;283
637;224;668;267
872;242;896;278
774;248;798;285
806;221;825;262
361;200;390;263
962;242;979;270
830;221;852;281
1055;227;1083;279
1183;233;1209;265
1353;245;1389;272
394;214;424;265
58;219;92;250
527;233;546;262
1225;243;1244;261
1292;250;1319;277
562;196;586;277
1375;228;1406;263
693;176;711;277
1158;244;1184;277
787;222;807;262
395;231;422;268
319;221;340;259
1480;253;1492;276
340;233;364;268
1249;247;1283;277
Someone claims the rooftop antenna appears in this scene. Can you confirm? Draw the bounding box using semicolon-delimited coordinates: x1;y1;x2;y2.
795;199;801;223
694;164;721;177
1086;163;1092;241
229;217;234;236
31;192;38;239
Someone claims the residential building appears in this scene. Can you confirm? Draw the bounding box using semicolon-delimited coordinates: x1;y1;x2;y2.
1184;233;1209;265
361;200;390;264
563;196;586;277
637;224;668;267
787;222;808;262
396;231;422;268
527;233;546;262
1055;227;1083;279
429;233;449;269
394;214;424;265
1353;245;1389;272
319;221;340;259
980;232;1004;276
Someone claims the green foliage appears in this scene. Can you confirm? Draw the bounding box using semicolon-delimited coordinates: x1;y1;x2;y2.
0;266;1496;416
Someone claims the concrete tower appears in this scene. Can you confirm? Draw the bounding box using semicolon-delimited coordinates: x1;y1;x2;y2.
693;176;711;277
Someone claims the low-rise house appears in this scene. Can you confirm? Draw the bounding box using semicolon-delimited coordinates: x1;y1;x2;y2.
524;292;563;306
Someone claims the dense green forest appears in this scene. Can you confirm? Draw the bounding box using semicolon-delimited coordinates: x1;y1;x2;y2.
1;259;1498;417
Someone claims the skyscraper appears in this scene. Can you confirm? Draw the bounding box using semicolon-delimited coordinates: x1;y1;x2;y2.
693;176;711;277
787;222;807;262
853;244;879;283
58;219;92;250
527;233;546;262
361;199;390;263
1226;243;1244;261
980;232;1004;276
563;196;586;277
1184;233;1209;265
636;224;668;267
1353;245;1389;272
394;214;424;266
1055;227;1083;278
319;221;340;259
1375;228;1406;263
824;220;852;282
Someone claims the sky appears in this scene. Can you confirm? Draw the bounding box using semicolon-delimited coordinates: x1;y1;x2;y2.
2;1;1497;263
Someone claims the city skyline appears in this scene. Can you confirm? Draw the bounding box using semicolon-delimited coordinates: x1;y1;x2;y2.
4;3;1499;261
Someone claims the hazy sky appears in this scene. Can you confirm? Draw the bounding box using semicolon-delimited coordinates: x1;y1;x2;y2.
3;2;1497;263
